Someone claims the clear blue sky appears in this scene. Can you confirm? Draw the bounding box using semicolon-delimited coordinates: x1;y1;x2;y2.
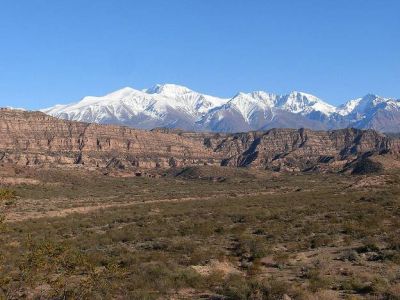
0;0;399;109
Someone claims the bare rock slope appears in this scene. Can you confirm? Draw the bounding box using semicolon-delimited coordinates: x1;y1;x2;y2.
0;109;399;173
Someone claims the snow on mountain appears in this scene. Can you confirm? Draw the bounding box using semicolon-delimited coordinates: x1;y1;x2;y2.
41;85;400;133
334;94;400;132
336;98;363;116
337;94;400;118
197;91;337;132
227;92;277;122
199;91;334;126
145;84;227;116
43;87;166;123
278;92;336;116
42;85;227;129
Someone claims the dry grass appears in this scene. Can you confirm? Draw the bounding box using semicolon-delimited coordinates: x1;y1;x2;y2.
0;166;400;299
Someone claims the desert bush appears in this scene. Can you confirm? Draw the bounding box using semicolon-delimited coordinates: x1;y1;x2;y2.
273;252;290;266
1;170;400;298
340;249;360;262
233;235;268;262
341;277;372;293
356;241;380;253
0;189;16;232
221;275;290;300
304;269;331;292
310;233;333;249
0;188;16;201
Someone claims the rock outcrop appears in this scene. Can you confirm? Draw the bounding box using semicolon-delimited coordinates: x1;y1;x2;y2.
0;109;219;169
0;109;399;173
209;128;400;172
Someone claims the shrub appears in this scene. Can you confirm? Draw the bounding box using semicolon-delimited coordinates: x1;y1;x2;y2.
304;269;331;292
310;234;333;249
341;277;372;293
0;188;16;201
233;235;268;262
221;275;290;300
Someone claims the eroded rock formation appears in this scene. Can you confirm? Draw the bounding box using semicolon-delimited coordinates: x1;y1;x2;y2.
0;109;399;173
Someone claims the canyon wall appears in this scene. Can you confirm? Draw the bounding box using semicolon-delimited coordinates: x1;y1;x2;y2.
0;109;399;172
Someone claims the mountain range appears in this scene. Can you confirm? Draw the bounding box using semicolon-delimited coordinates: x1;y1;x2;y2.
41;84;400;133
1;109;400;173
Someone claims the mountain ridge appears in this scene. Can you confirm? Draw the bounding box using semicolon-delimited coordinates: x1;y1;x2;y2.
40;84;400;133
1;108;399;173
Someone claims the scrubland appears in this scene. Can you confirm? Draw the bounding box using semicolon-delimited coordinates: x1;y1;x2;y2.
0;166;400;299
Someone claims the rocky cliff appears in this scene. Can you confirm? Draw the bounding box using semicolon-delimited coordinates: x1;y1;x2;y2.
0;109;219;169
0;109;399;173
206;128;400;172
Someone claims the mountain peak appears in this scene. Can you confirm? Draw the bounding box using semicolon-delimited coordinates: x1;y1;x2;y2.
279;91;335;115
146;84;192;95
232;91;276;100
362;93;379;101
104;87;140;99
233;92;249;98
288;91;321;100
40;85;400;133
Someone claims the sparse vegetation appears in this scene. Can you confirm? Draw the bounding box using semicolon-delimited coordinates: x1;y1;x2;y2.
0;188;16;202
0;166;399;299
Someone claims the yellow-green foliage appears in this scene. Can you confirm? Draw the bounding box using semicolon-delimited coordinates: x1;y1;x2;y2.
0;188;16;201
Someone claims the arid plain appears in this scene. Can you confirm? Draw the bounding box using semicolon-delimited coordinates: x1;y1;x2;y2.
1;109;400;299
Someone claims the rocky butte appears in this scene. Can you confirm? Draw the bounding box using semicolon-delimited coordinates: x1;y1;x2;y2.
0;108;399;174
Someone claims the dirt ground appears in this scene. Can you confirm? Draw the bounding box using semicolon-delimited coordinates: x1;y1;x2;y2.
1;165;400;299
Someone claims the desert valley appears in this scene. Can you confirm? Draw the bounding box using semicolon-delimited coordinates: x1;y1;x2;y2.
1;1;400;299
0;108;400;299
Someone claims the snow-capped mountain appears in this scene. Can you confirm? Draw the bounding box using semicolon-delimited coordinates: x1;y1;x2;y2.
42;84;228;131
41;84;400;133
337;94;400;117
336;94;400;132
196;91;336;132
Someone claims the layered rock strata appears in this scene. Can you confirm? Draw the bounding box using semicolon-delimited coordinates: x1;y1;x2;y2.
0;109;399;172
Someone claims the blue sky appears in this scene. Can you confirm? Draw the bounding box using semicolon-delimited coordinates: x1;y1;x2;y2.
0;0;399;109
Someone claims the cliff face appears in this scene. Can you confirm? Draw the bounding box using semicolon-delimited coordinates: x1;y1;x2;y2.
208;128;399;172
0;109;399;172
0;109;220;169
